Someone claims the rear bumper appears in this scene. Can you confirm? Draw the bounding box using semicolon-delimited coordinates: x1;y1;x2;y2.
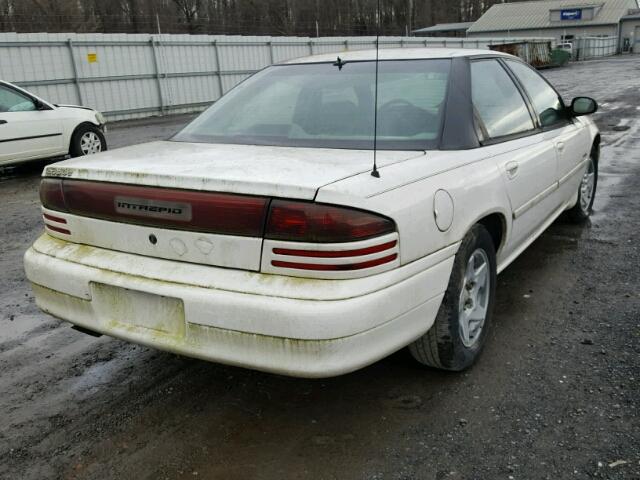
24;234;455;377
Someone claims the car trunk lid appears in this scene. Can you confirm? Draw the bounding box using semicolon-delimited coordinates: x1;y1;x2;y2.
45;141;421;200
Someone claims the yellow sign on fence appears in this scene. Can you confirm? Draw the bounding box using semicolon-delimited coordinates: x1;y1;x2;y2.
87;53;98;63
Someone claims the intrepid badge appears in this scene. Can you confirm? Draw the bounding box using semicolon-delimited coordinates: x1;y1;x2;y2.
114;196;192;221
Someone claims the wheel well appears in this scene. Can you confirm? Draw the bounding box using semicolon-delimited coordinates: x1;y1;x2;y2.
71;121;98;139
478;213;506;253
68;122;101;153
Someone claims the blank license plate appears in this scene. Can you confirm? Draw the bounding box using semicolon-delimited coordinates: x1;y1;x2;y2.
91;283;185;336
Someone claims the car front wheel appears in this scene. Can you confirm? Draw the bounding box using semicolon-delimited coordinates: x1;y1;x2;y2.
567;153;597;222
409;224;497;371
70;124;107;157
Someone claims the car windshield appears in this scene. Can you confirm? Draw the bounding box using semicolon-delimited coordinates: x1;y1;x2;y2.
172;59;451;150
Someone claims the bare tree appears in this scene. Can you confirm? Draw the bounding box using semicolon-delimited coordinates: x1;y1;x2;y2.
0;0;529;35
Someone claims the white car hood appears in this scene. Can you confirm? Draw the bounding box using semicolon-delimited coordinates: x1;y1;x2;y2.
44;141;424;200
55;104;96;112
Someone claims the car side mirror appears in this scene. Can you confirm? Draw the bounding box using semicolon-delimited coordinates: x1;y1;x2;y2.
571;97;598;116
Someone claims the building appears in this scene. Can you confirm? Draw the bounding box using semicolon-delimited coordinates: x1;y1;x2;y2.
467;0;639;49
619;9;640;51
412;22;474;37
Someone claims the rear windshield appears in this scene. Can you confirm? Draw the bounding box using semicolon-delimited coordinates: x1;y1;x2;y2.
172;59;451;150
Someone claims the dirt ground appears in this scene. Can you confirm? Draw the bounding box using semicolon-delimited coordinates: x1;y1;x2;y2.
1;56;638;480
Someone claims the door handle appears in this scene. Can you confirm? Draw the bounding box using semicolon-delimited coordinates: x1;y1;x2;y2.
0;120;7;125
506;161;519;178
556;142;566;152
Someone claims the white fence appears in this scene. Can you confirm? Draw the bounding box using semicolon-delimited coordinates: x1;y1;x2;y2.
1;32;555;121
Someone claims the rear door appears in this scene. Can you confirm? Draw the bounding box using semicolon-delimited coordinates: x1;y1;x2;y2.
470;59;559;252
0;84;64;165
503;59;591;202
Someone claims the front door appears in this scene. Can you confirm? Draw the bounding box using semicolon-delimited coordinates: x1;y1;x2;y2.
0;84;64;165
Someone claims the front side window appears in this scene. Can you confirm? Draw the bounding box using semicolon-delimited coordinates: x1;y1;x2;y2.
471;60;535;140
0;85;36;113
173;59;451;150
505;60;568;129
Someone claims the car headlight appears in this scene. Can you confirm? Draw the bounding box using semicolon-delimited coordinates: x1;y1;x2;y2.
95;111;106;125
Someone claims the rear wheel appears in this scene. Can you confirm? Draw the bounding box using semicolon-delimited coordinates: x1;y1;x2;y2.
567;153;597;222
409;224;497;371
70;124;107;157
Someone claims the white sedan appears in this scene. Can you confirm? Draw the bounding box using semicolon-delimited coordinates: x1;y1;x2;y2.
24;48;599;377
0;80;107;166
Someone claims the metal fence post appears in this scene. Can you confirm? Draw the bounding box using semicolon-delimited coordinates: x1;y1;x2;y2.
344;39;349;51
213;40;224;98
149;37;165;115
268;40;274;64
309;40;314;55
66;39;83;105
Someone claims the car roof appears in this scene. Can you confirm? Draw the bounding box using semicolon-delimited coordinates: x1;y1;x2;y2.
281;47;513;64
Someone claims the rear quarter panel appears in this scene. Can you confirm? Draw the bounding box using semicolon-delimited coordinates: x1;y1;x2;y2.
316;150;512;266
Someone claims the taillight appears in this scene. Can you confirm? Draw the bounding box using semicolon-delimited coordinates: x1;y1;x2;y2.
272;240;397;258
39;178;399;277
40;178;67;212
265;200;395;243
39;179;269;237
264;201;398;276
271;253;398;271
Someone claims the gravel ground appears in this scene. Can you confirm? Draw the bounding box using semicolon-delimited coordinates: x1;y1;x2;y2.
0;56;638;480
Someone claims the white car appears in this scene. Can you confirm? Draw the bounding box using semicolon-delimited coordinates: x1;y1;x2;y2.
24;48;599;377
0;80;107;166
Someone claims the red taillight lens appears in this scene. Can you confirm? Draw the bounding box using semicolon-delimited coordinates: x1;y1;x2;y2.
272;254;398;271
39;179;269;237
265;200;395;243
272;240;397;258
40;178;67;212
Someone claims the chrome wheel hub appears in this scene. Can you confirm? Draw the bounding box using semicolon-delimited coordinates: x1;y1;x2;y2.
580;158;595;212
459;249;490;348
80;131;102;155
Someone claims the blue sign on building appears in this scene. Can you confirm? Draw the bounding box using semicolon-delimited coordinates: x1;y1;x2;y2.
560;9;583;20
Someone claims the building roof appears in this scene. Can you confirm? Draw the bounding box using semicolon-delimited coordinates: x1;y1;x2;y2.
283;48;512;65
467;0;638;33
412;22;475;34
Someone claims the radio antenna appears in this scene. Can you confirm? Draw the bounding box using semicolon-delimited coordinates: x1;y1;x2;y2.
371;0;381;178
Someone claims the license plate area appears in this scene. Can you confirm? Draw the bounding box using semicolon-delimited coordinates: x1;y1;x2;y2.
90;282;185;337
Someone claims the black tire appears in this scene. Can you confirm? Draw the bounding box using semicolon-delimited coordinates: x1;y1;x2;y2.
567;150;598;223
69;124;107;158
409;224;497;371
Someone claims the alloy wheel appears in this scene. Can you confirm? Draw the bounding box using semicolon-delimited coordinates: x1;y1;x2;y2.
459;248;490;348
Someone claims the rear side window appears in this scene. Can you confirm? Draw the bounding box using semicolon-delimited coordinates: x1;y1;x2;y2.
470;60;534;140
505;60;569;129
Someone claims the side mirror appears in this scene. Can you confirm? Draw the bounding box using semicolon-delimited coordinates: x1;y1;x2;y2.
571;97;598;116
